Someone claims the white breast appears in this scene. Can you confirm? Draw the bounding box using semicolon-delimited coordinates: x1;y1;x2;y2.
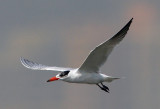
61;69;105;84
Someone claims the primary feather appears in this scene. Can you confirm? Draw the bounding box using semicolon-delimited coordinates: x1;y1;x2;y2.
20;57;73;72
78;18;133;73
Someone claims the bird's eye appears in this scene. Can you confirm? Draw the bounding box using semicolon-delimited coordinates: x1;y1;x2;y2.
59;71;70;77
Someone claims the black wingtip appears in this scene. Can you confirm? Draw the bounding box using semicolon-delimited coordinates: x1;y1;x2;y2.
126;18;133;27
122;17;133;31
111;18;133;40
129;18;133;23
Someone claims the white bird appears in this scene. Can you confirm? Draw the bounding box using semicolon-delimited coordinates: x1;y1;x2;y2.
21;18;133;93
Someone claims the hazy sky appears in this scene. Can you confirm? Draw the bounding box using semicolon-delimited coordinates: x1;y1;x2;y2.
0;0;160;109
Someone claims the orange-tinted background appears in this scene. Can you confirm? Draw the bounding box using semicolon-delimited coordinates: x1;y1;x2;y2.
0;0;160;109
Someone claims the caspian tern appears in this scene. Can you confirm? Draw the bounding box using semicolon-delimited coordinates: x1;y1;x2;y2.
21;18;133;93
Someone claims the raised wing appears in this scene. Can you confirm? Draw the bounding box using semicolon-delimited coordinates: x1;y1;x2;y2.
20;57;74;72
78;18;133;73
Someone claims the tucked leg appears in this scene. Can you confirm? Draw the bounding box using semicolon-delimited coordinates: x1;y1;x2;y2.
97;84;109;93
100;83;109;91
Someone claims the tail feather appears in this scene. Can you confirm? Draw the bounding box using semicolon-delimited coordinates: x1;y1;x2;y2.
106;77;121;83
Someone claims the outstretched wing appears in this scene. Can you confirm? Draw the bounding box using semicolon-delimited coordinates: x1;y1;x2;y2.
20;57;74;72
78;18;133;73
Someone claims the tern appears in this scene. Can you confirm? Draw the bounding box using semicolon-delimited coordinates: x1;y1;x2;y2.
21;18;133;93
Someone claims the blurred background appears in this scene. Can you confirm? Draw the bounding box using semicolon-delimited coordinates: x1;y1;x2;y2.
0;0;160;109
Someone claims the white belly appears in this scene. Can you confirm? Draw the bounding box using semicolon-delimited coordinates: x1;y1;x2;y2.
63;72;104;84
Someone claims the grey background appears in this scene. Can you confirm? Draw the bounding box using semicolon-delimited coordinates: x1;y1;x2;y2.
0;0;160;109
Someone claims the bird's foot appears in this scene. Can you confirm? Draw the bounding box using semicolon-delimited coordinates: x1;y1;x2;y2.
101;83;109;92
101;87;109;93
97;83;109;93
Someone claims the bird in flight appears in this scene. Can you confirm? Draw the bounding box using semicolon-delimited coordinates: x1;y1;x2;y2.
21;18;133;93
